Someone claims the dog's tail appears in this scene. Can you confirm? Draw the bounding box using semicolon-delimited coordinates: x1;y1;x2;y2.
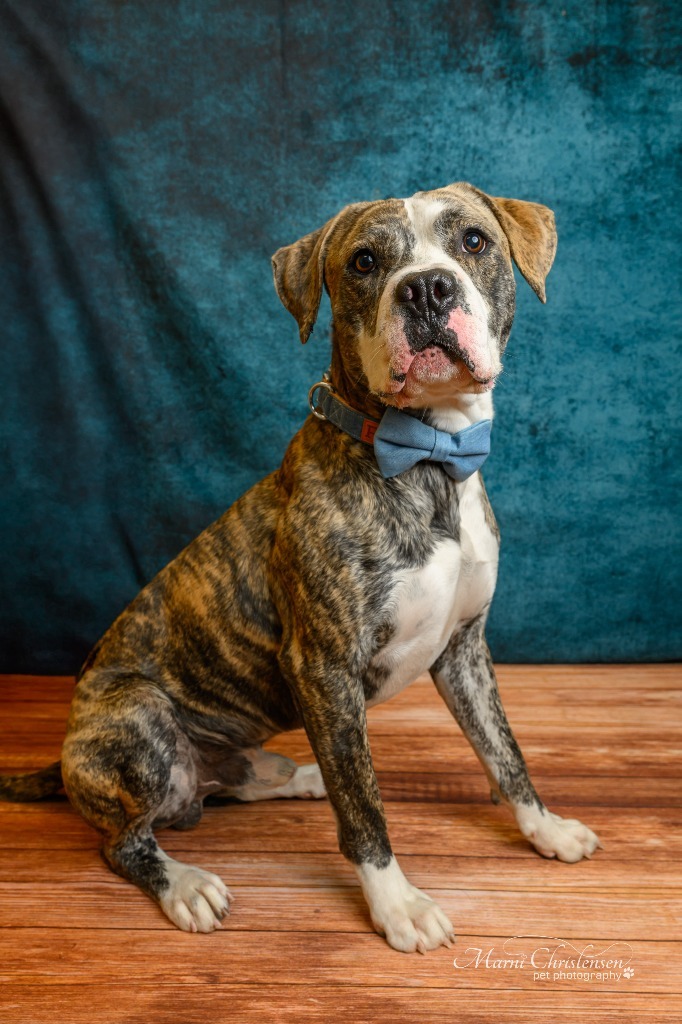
0;762;63;802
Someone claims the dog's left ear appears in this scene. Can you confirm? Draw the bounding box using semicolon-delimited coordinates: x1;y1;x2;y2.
458;185;557;302
485;195;557;303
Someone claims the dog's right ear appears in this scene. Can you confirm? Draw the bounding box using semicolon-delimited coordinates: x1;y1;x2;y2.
271;218;337;344
272;203;371;343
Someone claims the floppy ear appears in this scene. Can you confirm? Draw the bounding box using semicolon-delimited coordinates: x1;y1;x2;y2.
272;221;332;344
272;202;370;343
485;195;557;303
273;208;355;344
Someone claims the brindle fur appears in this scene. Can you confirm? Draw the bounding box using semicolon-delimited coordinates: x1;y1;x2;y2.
1;182;599;949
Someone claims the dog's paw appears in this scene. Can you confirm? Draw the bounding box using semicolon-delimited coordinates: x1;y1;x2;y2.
159;862;234;933
373;885;456;954
280;763;327;799
358;859;454;953
520;809;601;863
272;761;325;798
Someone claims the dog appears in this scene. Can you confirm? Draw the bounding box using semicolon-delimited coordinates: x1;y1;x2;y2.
1;181;600;953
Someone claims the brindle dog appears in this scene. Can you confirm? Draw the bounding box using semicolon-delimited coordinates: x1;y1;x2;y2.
1;182;600;953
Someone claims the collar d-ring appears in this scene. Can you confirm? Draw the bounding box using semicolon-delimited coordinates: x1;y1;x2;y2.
308;373;334;420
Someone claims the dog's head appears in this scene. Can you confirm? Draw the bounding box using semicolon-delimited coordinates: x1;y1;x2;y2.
272;183;556;412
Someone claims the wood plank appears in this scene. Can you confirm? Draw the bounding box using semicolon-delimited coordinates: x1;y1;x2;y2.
267;732;682;775
0;677;75;702
374;773;682;807
495;665;682;687
0;930;676;993
0;881;679;939
370;691;682;726
0;802;679;863
1;848;680;892
2;984;679;1024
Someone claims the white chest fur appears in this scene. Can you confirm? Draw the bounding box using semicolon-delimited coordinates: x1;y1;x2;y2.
366;473;499;707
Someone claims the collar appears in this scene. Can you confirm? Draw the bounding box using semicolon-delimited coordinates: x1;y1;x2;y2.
308;375;492;481
308;375;382;445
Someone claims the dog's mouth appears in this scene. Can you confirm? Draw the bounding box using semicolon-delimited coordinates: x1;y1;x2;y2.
377;337;497;401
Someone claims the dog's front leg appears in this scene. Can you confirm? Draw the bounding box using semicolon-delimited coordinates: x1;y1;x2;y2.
278;637;455;953
431;616;601;862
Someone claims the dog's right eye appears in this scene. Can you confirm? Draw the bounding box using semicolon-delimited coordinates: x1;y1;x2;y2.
352;250;377;274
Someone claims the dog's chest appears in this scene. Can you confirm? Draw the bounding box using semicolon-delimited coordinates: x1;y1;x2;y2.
366;474;498;706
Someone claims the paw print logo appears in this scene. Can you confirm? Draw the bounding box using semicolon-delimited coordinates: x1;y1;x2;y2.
623;967;634;979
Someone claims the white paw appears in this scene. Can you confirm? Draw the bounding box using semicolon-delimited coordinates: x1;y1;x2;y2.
374;885;456;954
357;858;455;953
280;763;327;799
159;861;234;933
520;809;601;863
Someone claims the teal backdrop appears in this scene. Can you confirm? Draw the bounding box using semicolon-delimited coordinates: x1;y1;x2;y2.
0;1;680;671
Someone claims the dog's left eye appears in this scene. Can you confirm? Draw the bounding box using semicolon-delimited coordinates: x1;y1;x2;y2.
352;250;377;274
463;231;487;255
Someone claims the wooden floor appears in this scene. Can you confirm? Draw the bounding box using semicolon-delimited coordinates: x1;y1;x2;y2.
0;666;680;1023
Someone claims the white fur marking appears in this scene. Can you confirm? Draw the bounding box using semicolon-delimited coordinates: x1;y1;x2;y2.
515;805;602;863
275;763;327;799
367;474;498;707
428;392;494;433
356;857;455;953
158;855;233;933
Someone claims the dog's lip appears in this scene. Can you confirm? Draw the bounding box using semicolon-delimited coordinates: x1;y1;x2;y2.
470;371;497;387
378;351;498;398
376;365;411;397
378;380;406;397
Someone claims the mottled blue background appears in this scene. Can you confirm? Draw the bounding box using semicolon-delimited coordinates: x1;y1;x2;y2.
0;0;680;671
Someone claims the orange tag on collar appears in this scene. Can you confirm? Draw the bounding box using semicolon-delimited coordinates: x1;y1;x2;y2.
360;419;378;444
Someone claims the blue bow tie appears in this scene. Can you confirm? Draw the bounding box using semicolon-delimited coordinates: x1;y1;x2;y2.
374;406;491;480
310;380;492;481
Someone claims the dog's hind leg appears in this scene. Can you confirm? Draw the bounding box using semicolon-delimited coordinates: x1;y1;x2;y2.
228;748;327;802
431;616;601;863
61;674;233;932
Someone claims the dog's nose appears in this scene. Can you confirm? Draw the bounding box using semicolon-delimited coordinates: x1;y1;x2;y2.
396;270;456;318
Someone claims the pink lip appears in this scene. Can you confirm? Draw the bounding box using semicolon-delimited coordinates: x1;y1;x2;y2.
381;346;497;398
